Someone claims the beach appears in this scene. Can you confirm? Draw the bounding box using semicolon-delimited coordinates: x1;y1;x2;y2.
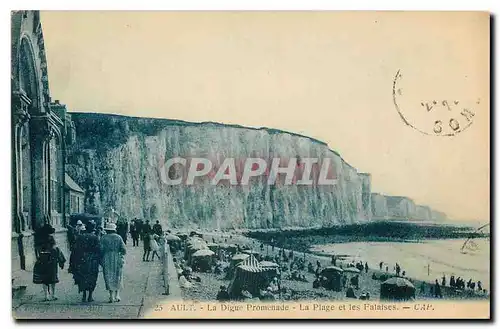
310;238;490;290
175;230;490;302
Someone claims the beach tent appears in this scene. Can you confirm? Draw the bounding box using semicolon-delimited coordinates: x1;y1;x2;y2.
191;249;216;272
344;267;361;274
320;266;344;292
231;253;250;265
207;243;219;252
165;234;182;252
176;233;189;241
192;249;215;257
259;261;280;280
380;277;416;301
165;234;181;242
219;243;238;253
228;255;273;298
184;237;209;263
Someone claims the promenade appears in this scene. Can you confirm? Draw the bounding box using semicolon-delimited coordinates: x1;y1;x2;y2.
12;242;181;320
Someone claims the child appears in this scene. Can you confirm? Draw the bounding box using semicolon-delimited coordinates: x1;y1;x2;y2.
150;233;160;261
33;235;66;301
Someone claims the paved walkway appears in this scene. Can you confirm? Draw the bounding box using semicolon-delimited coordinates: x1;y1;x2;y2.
13;243;181;319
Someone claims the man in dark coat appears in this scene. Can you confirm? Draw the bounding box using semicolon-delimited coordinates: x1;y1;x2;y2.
71;222;100;302
116;219;129;245
153;220;163;236
142;220;152;261
130;220;140;247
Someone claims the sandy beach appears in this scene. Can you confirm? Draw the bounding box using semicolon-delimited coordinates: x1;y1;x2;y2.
176;231;490;302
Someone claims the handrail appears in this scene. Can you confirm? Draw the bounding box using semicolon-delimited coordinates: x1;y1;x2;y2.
160;238;170;295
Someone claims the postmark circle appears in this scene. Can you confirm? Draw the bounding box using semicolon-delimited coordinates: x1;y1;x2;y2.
392;69;477;137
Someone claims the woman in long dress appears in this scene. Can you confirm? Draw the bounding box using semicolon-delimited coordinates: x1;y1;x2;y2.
100;223;127;303
33;235;66;301
71;222;100;302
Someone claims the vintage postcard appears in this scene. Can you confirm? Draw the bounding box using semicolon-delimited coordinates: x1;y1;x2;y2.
11;11;490;320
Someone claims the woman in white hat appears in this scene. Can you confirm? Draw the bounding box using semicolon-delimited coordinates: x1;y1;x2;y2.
100;222;126;303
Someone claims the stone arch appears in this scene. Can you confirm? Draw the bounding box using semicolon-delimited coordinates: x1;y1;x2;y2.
18;37;40;111
11;10;51;113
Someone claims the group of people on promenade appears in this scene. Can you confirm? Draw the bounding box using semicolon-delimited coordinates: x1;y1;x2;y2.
32;220;127;303
128;219;164;261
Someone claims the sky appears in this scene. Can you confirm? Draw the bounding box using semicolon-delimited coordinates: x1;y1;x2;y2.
40;11;489;221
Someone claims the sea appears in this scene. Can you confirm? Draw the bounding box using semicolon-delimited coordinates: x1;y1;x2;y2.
310;238;490;290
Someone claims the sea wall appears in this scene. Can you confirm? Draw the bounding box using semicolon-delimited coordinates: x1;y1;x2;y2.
66;113;372;230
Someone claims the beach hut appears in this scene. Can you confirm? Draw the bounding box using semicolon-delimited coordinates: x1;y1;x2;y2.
344;267;361;274
165;234;182;252
219;243;238;254
320;266;344;292
176;233;189;241
191;249;216;272
259;260;280;280
380;277;416;301
228;255;272;299
184;237;209;263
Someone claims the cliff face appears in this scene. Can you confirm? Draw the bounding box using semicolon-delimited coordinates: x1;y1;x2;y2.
371;193;388;219
66;113;372;230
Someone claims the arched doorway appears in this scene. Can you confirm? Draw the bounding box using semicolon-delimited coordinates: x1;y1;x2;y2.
12;11;67;272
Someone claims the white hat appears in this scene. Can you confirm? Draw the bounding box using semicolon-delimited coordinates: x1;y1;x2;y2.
104;223;117;231
76;220;83;226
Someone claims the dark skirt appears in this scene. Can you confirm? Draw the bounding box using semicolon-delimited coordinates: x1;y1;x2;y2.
72;252;100;291
33;248;65;285
71;233;100;291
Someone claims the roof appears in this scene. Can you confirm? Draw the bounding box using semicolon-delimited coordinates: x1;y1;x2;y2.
65;173;85;193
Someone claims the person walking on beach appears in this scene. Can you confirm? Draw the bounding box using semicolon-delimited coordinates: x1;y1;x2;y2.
364;262;369;273
100;223;127;303
434;279;443;298
71;222;100;302
441;275;446;287
379;261;383;270
33;235;66;301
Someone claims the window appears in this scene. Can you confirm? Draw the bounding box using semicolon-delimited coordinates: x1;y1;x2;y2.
70;194;78;214
49;137;61;214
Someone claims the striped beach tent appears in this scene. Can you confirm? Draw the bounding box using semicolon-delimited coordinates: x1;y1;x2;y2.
228;255;272;298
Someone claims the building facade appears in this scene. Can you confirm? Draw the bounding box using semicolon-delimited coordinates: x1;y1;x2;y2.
65;173;85;215
11;10;74;274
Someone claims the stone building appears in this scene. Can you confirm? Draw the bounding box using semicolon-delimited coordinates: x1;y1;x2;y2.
11;11;75;276
65;173;85;215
